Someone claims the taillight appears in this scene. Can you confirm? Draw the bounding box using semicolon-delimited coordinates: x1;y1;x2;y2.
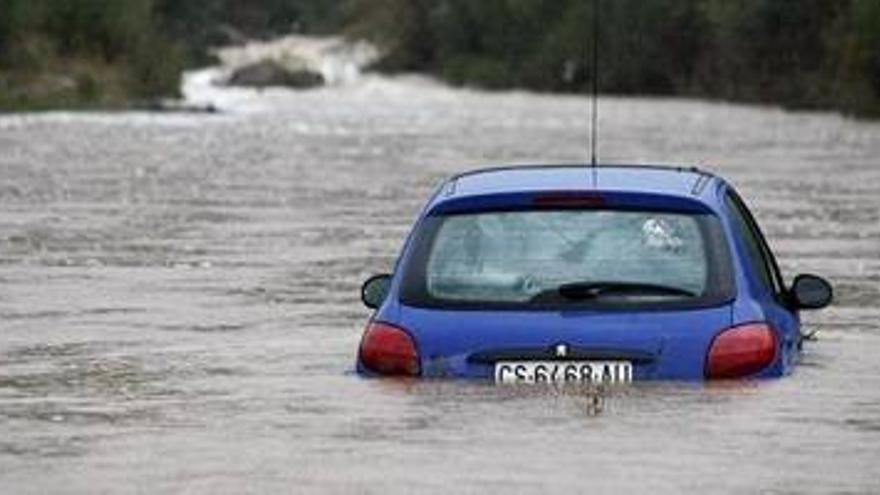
359;322;420;376
706;322;777;379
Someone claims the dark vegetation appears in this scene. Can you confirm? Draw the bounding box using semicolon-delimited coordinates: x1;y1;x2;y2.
1;0;879;117
350;0;880;117
0;0;344;110
1;0;182;110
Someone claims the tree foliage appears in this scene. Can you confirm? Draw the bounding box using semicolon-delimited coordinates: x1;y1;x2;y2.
1;0;878;116
0;0;185;109
0;0;344;110
350;0;880;117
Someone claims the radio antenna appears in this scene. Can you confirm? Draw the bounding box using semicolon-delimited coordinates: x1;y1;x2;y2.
589;0;600;178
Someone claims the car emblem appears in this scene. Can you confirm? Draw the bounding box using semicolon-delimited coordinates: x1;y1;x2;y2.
555;344;568;358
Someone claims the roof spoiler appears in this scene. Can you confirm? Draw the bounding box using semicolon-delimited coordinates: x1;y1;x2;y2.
429;190;715;215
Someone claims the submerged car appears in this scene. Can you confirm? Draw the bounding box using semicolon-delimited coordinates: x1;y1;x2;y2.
357;165;832;382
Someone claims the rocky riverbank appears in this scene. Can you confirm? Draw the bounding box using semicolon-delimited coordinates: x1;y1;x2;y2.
0;34;378;114
214;35;378;89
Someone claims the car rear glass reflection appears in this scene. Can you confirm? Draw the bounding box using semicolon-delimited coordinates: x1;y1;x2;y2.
424;210;710;304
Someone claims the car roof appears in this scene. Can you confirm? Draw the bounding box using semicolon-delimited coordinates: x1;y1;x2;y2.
432;164;727;211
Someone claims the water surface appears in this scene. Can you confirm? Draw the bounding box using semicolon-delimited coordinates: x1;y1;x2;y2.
1;40;879;493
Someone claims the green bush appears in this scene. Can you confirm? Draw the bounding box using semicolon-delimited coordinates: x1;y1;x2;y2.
829;0;880;116
1;0;878;115
348;0;880;117
0;0;183;110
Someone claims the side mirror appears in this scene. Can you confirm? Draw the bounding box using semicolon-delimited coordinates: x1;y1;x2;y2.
361;274;392;309
789;274;833;310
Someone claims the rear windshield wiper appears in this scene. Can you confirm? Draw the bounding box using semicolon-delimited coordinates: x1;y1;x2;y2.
531;281;697;303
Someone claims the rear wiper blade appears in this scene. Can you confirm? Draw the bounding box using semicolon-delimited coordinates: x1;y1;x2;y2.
533;281;697;302
559;281;697;299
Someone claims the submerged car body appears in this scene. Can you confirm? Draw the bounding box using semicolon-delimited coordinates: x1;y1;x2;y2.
357;165;832;381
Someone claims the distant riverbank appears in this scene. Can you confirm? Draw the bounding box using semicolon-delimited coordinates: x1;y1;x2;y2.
0;1;181;112
2;0;879;118
0;0;344;113
349;0;880;119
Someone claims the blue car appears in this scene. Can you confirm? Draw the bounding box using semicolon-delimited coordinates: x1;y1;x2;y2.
357;165;832;381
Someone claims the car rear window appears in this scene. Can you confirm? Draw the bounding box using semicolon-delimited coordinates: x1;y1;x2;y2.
400;209;734;309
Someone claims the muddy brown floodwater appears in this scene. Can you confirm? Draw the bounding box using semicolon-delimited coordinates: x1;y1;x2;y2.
2;39;880;493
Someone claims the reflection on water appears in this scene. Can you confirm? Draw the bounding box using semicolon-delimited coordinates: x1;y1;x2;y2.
1;37;879;494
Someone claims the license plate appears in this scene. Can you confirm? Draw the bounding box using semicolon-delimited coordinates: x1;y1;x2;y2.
494;361;633;384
